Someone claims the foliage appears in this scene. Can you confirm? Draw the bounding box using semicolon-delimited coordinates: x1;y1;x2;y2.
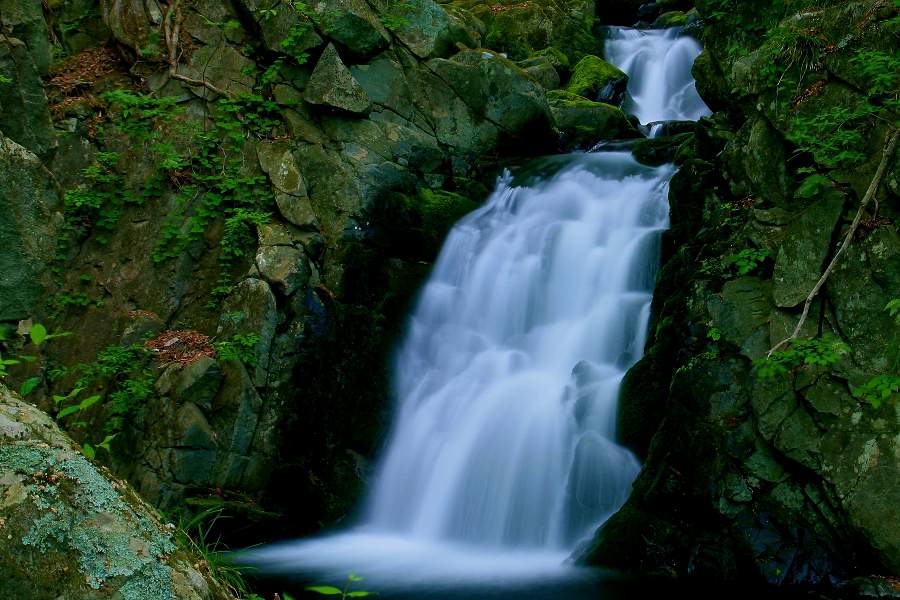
796;172;831;199
723;248;770;276
62;152;128;245
0;74;12;84
754;336;849;378
379;1;414;32
307;573;372;598
0;323;66;380
787;103;875;169
173;506;256;598
51;342;156;441
214;334;260;367
853;375;900;409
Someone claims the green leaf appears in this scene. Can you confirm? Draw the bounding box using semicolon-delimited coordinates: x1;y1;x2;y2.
348;573;364;582
19;377;41;396
282;594;295;600
79;395;102;410
30;323;48;346
57;404;82;419
347;592;372;597
306;586;343;595
82;443;95;460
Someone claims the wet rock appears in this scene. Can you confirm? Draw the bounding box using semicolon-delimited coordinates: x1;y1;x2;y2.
548;90;639;149
373;0;474;59
652;10;689;28
100;0;163;51
155;357;223;412
304;44;372;114
0;384;236;599
566;55;629;105
238;0;322;54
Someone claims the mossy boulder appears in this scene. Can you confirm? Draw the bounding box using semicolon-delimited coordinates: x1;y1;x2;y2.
565;55;629;105
652;10;689;28
307;0;390;58
0;35;56;160
449;0;597;62
631;132;693;166
548;90;639;149
0;384;237;599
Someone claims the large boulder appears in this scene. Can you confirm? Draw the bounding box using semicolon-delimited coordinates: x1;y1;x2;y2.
0;384;237;599
0;0;53;74
0;135;61;323
548;90;639;149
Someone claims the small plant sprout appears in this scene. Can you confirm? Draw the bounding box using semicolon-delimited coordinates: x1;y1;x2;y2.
306;572;373;598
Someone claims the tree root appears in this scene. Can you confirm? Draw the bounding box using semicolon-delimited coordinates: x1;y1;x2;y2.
768;129;900;357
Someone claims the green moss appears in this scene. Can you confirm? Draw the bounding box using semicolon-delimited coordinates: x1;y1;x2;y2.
417;188;479;250
653;10;689;27
531;47;570;72
565;55;627;100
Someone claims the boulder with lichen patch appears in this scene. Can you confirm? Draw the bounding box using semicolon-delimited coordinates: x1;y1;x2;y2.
304;44;372;114
0;384;237;600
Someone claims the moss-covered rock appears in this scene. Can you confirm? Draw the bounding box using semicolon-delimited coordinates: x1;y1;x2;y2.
0;384;237;599
548;89;639;149
565;55;628;104
449;0;598;62
304;44;373;114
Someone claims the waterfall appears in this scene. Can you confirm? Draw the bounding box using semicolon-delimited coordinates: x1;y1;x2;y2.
244;27;709;589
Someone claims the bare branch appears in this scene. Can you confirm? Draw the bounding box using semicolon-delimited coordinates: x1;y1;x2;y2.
768;129;900;356
163;0;231;98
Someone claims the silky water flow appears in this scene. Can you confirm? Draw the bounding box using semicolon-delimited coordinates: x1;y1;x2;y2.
243;26;710;591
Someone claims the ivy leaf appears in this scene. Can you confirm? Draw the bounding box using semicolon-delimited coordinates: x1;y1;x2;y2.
57;405;82;419
306;586;343;595
19;377;41;397
82;443;95;460
29;323;48;346
79;395;102;410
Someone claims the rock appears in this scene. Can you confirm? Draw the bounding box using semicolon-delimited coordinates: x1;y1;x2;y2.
254;244;311;297
217;279;279;387
304;44;372;114
186;43;256;96
741;117;791;207
652;10;689;28
100;0;163;51
454;0;598;62
0;36;56;160
237;0;322;54
771;190;845;308
548;90;639;149
525;47;570;74
257;142;308;197
0;135;61;322
0;384;236;599
308;0;389;59
0;0;53;74
631;133;692;166
155;357;223;412
566;55;629;105
375;0;475;59
524;62;561;90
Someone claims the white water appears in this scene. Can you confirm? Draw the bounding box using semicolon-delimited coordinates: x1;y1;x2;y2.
605;27;711;127
244;27;710;589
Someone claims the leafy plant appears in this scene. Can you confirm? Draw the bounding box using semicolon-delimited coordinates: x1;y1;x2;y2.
0;74;12;84
214;334;260;367
723;248;771;276
307;573;373;598
853;375;900;409
755;336;849;378
0;323;66;380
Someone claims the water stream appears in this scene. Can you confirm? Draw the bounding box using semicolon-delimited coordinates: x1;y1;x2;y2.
244;26;710;596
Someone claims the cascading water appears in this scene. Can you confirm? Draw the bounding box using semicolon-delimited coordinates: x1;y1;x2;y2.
245;27;710;593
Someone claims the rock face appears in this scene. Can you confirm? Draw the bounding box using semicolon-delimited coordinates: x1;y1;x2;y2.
0;384;236;600
586;0;900;585
0;135;62;322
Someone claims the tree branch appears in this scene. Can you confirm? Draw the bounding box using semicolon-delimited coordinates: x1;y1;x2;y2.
768;129;900;356
163;0;231;98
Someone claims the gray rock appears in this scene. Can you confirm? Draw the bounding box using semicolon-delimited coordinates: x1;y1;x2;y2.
0;384;236;599
0;135;61;322
0;36;56;160
255;244;311;296
218;279;279;387
305;44;372;114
